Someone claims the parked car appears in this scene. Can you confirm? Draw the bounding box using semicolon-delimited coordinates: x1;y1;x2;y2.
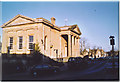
30;64;60;77
68;57;77;69
68;57;87;69
68;57;76;62
81;57;88;67
75;57;83;63
75;57;88;68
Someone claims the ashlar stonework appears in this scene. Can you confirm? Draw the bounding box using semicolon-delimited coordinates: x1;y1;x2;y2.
1;14;82;61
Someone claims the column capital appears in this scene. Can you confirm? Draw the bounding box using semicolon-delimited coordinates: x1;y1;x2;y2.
68;34;72;36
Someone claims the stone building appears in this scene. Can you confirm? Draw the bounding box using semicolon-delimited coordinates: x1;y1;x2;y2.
1;14;81;61
88;48;106;58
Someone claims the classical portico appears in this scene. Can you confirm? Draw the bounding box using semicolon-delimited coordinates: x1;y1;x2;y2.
60;25;81;60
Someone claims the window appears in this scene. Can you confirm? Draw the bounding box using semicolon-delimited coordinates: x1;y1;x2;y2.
19;36;23;49
29;36;34;49
44;36;47;50
9;37;13;49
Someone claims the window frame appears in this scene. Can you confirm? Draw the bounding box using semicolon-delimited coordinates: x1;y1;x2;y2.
29;35;34;50
9;37;13;49
18;36;23;49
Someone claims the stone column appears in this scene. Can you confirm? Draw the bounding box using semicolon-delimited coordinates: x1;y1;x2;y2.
74;36;76;56
23;29;27;54
68;34;71;57
77;37;80;56
75;38;77;57
72;35;74;57
14;31;17;54
2;30;7;53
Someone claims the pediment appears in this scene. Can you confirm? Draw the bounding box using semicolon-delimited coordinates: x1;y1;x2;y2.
73;27;80;34
8;17;33;26
1;14;34;27
70;25;81;35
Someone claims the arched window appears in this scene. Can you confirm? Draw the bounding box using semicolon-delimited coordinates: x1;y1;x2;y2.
44;36;47;50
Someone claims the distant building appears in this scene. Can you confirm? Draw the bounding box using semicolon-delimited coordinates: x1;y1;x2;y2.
1;14;82;62
88;48;107;58
106;50;119;57
82;49;89;57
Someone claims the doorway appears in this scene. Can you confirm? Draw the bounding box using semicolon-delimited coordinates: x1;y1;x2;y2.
61;35;68;57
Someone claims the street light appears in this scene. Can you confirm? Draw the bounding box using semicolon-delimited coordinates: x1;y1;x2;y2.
109;36;115;74
109;36;115;56
109;36;115;46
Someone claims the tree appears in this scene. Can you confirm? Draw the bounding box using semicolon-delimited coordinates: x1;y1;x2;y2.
34;43;41;53
79;37;89;55
32;43;43;64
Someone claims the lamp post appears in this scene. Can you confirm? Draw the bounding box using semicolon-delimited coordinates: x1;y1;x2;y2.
109;36;115;74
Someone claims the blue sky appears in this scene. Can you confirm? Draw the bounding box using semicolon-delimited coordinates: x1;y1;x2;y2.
0;2;119;51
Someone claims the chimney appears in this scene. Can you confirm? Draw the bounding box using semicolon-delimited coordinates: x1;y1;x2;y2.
51;17;56;25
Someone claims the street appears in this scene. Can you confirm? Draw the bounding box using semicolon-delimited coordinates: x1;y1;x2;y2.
2;59;119;81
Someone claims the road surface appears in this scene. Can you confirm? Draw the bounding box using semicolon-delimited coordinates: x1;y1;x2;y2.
2;60;119;81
